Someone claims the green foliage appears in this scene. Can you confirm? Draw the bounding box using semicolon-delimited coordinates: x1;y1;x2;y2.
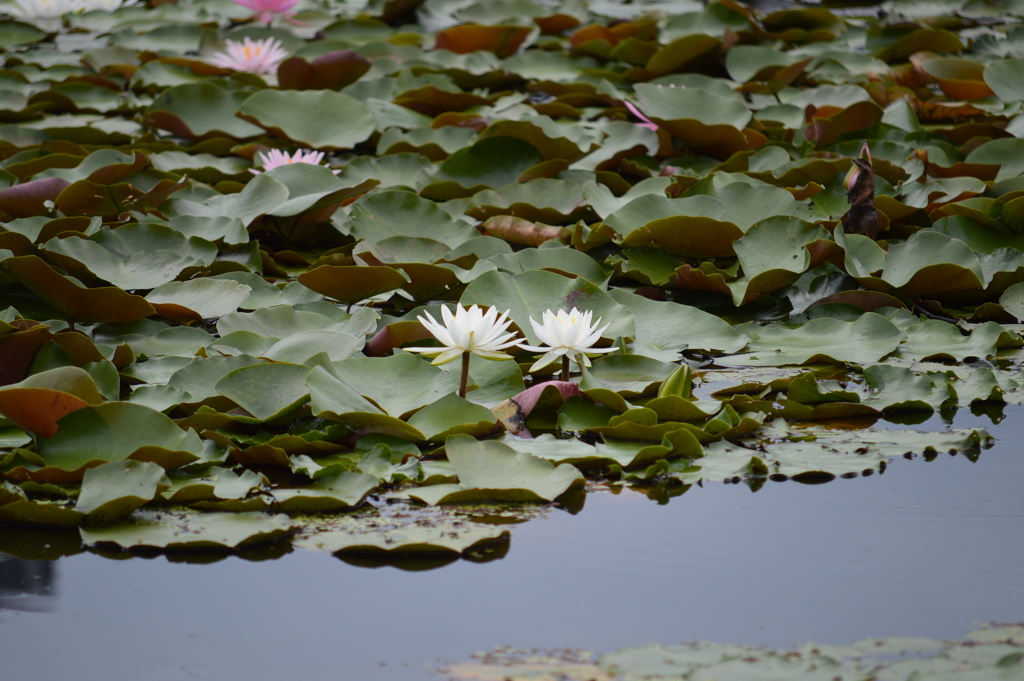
0;0;1021;569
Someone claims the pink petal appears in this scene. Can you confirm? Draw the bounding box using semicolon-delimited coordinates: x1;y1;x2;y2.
624;100;658;132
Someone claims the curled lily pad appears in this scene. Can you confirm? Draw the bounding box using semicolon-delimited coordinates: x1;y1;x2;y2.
406;393;497;442
75;460;166;525
406;434;585;505
270;471;378;512
146;279;253;322
0;366;102;438
0;255;156;323
41;224;216;291
634;84;756;158
603;194;742;257
18;403;206;482
145;83;265;141
297;265;408;306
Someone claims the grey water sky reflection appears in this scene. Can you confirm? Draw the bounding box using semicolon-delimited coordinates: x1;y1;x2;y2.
1;409;1022;681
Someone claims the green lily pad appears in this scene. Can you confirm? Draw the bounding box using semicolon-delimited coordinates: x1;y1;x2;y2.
406;434;584;504
167;355;265;403
20;403;206;482
271;471;378;512
163;467;268;504
305;365;425;440
604;194;742;257
406;393;497;442
0;486;85;527
292;504;510;556
348;189;480;247
896;320;1013;361
146;83;265;140
427;136;543;196
145;279;252;320
332;353;459;418
460;269;634;346
753;420;989;482
217;305;377;342
75;460;166;525
237;89;375;151
609;288;746;359
41;224;216;291
80;509;297;551
215;363;311;422
0;255;156;323
718;313;905;366
262;330;363;365
881;231;985;297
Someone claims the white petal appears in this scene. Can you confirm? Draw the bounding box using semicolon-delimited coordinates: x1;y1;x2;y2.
431;348;465;365
528;351;561;372
472;350;515;361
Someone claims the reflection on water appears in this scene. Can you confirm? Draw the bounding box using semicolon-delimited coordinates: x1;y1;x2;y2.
0;408;1021;680
0;556;55;614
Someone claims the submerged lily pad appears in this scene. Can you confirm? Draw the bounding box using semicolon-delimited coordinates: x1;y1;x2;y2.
80;509;297;551
292;503;511;556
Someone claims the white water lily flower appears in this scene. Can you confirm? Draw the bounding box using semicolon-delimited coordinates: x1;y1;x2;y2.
5;0;82;31
406;304;521;366
250;148;339;175
209;36;289;75
519;308;616;372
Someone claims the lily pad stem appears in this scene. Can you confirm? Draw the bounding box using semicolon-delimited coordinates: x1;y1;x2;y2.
459;351;470;398
561;355;570;382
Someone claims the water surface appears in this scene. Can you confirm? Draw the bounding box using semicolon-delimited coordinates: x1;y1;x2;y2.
2;410;1022;680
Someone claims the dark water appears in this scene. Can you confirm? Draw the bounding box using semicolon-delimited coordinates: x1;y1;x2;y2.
2;409;1023;680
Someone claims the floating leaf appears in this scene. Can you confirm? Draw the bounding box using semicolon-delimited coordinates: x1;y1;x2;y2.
146;279;252;321
278;50;371;91
293;505;510;556
271;472;378;512
460;269;634;346
0;255;156;323
80;510;297;551
215;363;311;422
0;366;102;438
237;89;375;151
406;434;584;504
17;403;206;482
42;224;217;290
145;83;264;140
718;314;905;366
75;460;166;525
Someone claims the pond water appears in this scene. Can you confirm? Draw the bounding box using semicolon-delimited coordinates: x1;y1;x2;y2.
2;409;1022;680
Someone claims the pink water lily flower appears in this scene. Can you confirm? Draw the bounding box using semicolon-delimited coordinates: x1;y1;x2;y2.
210;37;289;75
231;0;299;24
250;148;339;175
